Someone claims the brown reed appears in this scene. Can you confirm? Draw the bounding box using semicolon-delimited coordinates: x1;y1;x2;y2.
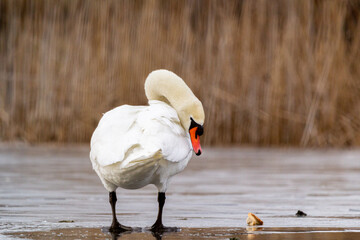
1;0;360;147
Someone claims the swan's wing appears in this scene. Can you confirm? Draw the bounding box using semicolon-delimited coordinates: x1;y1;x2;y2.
90;105;152;167
90;101;192;168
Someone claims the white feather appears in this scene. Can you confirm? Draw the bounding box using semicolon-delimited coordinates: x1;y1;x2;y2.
90;100;193;192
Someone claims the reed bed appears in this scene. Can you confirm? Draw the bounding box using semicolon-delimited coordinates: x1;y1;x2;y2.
1;0;360;146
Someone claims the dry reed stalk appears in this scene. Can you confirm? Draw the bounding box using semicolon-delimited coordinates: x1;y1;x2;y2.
0;0;360;147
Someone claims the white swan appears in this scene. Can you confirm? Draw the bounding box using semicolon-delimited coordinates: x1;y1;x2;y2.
90;69;205;232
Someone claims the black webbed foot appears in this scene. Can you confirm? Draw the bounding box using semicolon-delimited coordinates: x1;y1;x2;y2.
108;220;132;233
150;221;179;233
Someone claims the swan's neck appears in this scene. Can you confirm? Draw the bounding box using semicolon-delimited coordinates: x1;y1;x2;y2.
145;70;201;129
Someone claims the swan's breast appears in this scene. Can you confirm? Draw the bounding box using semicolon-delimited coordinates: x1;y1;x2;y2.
138;100;192;163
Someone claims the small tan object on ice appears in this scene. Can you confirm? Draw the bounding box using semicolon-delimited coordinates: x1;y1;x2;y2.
246;213;263;226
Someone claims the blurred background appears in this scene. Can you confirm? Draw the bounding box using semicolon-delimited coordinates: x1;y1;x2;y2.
1;0;360;147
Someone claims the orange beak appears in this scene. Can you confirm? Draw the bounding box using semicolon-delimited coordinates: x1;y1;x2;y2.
190;127;202;156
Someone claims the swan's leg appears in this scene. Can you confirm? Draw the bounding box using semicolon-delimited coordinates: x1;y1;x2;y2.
151;192;166;231
149;192;179;233
108;191;132;232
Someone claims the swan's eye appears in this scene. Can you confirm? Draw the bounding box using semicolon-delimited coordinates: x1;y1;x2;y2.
196;125;203;137
189;117;204;138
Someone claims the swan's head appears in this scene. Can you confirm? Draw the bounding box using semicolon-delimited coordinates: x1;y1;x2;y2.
145;69;205;156
178;99;205;156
